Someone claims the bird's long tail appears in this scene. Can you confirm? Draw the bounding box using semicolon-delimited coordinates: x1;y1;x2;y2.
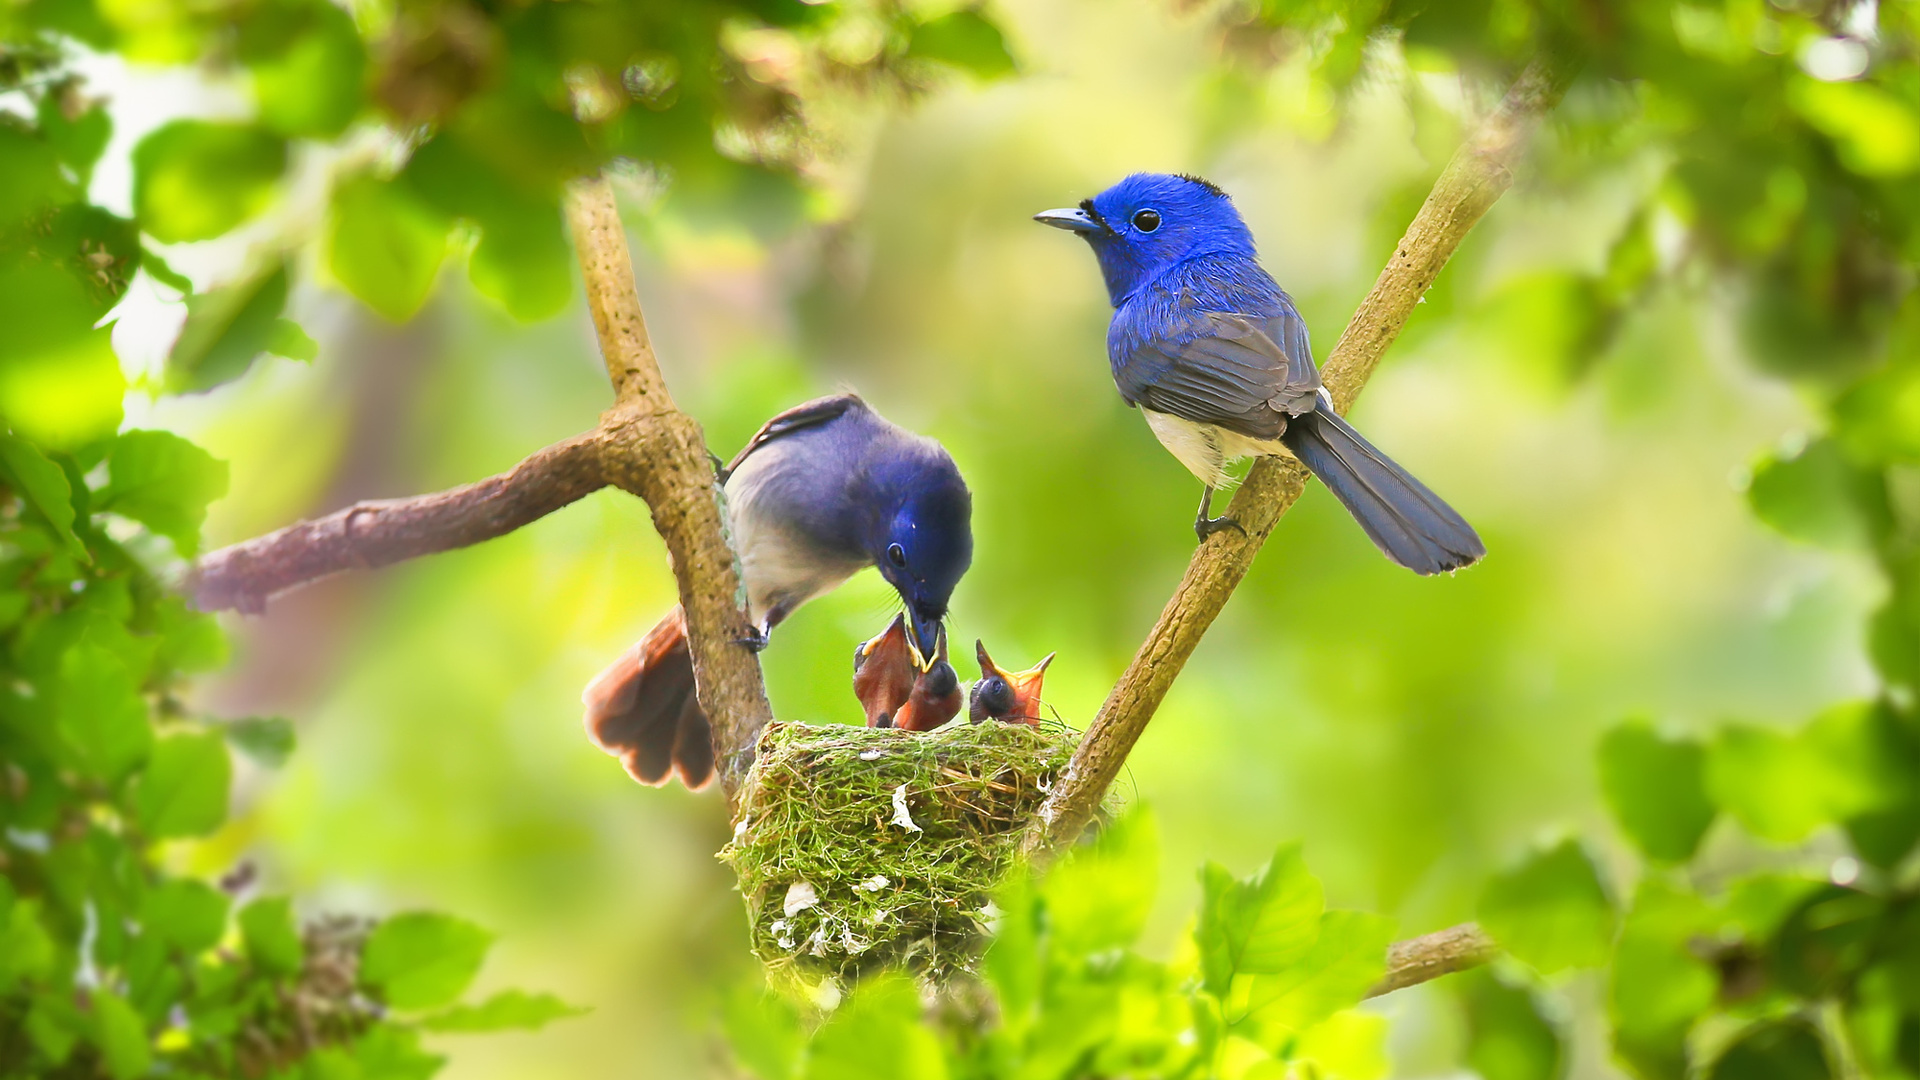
1279;405;1486;575
582;606;716;789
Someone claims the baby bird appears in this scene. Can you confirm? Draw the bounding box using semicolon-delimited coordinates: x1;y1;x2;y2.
968;640;1053;726
855;618;963;731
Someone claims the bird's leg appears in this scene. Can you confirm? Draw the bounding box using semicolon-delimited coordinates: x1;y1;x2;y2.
1193;486;1245;541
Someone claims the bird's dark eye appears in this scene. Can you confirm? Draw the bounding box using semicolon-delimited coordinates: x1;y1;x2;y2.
1132;209;1161;233
886;543;907;568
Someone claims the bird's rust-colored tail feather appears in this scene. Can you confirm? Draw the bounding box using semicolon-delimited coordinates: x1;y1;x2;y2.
582;606;716;790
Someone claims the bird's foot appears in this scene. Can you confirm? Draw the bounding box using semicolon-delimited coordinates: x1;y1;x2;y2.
1194;514;1246;542
734;627;770;652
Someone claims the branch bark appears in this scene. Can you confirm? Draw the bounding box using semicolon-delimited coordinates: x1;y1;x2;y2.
188;433;606;614
564;178;773;800
1019;53;1578;862
190;176;774;803
1364;923;1499;999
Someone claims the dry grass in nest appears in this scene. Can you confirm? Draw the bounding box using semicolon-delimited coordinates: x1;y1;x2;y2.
720;720;1079;985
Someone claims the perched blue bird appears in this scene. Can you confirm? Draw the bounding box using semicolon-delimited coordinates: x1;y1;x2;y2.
1037;173;1485;574
583;394;973;787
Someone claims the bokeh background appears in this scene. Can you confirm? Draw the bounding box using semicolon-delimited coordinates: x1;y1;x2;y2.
81;0;1881;1075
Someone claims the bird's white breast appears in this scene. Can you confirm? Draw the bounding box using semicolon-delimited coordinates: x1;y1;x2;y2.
725;450;866;629
1142;410;1289;489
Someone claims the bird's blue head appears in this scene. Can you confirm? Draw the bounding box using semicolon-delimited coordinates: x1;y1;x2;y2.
1034;172;1257;305
867;446;973;668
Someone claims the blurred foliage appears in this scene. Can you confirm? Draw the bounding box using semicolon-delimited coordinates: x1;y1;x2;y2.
9;0;1920;1073
722;810;1397;1079
0;0;1019;1071
0;411;579;1074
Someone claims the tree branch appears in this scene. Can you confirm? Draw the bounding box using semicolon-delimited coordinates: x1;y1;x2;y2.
191;176;774;803
1364;923;1499;999
1020;53;1579;861
189;433;607;614
564;178;773;801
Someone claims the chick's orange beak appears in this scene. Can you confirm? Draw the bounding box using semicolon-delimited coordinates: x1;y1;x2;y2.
1004;653;1053;722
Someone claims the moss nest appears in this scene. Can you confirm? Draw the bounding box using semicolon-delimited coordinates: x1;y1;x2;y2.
720;719;1078;983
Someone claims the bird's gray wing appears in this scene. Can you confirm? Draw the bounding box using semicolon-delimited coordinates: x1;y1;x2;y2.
1118;310;1320;442
720;393;864;481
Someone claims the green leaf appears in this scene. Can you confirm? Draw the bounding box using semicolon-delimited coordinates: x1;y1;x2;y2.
1772;885;1886;998
420;989;589;1033
55;639;153;783
1459;970;1561;1080
721;982;804;1080
1835;359;1920;464
238;896;304;977
1197;843;1325;997
327;173;449;322
1706;704;1910;844
98;429;229;557
394;136;568;321
240;0;367;138
141;878;229;953
803;975;948;1080
1789;78;1920;178
354;1025;446;1080
153;596;229;674
1608;881;1715;1076
1598;720;1716;863
90;990;151;1080
267;317;317;361
467;208;572;322
0;897;57;991
907;10;1016;79
1238;910;1394;1041
1292;1010;1390;1080
1040;807;1159;959
360;911;494;1010
0;432;87;560
1478;839;1615;974
25;991;83;1065
165;261;308;392
1746;436;1888;550
131;121;286;243
140;247;192;293
0;321;124;450
134;732;230;838
1707;1019;1833;1080
224;716;296;768
37;89;111;186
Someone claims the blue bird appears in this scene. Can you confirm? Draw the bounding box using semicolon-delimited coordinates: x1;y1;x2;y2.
1037;173;1485;575
583;394;973;787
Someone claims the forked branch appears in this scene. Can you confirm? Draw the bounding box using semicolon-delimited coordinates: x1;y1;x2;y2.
190;178;774;802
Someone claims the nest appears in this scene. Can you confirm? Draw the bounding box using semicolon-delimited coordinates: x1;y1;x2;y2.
720;719;1078;984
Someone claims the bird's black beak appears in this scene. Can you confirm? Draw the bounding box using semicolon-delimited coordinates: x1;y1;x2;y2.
1034;207;1104;234
907;617;945;672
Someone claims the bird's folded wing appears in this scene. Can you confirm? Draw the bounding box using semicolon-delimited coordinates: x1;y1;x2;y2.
1118;310;1320;441
720;393;863;481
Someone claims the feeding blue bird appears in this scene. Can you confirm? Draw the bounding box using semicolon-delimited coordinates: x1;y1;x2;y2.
1037;173;1485;575
583;393;973;787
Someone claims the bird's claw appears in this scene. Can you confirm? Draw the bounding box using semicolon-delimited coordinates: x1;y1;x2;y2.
1194;514;1245;542
734;628;770;652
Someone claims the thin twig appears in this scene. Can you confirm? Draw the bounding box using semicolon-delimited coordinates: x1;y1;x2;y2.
1364;923;1499;999
1020;53;1580;862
